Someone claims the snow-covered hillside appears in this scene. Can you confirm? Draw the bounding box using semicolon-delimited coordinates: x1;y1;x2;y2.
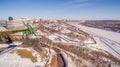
0;20;120;67
67;22;120;59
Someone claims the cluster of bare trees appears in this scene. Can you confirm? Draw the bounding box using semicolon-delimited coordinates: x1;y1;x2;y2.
55;43;120;67
81;21;120;33
38;20;91;42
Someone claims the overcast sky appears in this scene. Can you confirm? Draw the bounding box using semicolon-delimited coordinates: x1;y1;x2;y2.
0;0;120;20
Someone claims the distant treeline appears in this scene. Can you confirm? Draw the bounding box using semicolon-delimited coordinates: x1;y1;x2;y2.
80;20;120;33
84;20;120;23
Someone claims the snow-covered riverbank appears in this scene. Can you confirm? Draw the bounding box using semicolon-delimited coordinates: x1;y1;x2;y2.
67;22;120;59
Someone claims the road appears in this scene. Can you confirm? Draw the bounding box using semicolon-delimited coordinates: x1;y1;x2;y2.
0;45;17;55
67;22;120;59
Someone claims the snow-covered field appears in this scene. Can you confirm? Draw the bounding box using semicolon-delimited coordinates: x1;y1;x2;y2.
0;47;56;67
67;22;120;59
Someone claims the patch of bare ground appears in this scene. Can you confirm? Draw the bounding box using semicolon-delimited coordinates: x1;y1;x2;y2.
16;49;37;63
40;48;48;58
57;54;64;67
46;55;58;67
